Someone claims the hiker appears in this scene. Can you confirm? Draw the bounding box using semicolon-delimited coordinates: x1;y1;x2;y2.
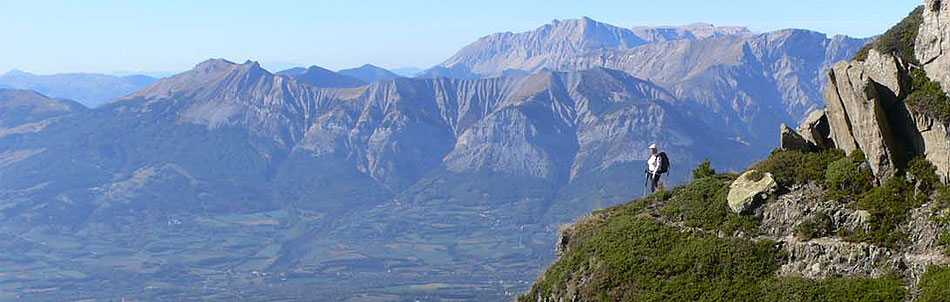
645;143;669;193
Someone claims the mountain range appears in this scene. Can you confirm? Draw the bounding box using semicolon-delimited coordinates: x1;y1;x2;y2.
0;70;157;108
1;17;871;301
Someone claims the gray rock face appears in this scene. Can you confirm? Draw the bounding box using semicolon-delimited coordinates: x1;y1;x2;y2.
910;112;950;181
798;109;834;149
780;123;812;151
916;0;950;93
823;52;905;180
727;170;777;214
758;183;950;281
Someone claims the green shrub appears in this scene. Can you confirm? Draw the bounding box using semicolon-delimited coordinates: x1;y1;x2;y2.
825;150;875;202
521;216;781;302
753;149;845;188
761;275;906;302
746;170;765;182
794;211;834;240
918;265;950;302
658;174;760;235
908;156;942;204
847;177;919;248
693;158;717;180
905;68;950;124
938;231;950;256
853;6;923;64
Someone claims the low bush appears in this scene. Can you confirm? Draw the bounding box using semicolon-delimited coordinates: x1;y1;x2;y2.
938;231;950;257
761;275;906;302
853;6;923;64
521;216;781;302
905;68;950;125
794;211;834;240
658;174;760;235
847;177;920;249
918;265;950;302
825;150;875;202
908;156;942;201
693;158;716;180
753;149;845;188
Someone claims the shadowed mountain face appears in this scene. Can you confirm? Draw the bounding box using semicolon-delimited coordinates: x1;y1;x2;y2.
0;89;85;128
276;65;366;88
338;64;402;83
0;70;156;107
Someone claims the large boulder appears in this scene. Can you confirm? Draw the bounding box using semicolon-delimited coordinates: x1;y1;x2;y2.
728;170;777;214
798;109;834;149
823;51;905;180
780;123;812;151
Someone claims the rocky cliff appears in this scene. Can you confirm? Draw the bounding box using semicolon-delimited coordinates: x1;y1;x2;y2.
800;3;950;183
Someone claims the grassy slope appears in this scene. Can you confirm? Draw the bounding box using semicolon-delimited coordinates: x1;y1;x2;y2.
521;149;949;301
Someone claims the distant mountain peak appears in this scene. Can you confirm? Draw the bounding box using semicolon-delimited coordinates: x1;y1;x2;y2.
276;65;365;88
338;64;400;83
430;17;646;78
2;69;32;77
195;58;238;71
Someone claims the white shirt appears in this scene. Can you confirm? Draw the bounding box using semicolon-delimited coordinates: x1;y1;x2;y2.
647;153;661;174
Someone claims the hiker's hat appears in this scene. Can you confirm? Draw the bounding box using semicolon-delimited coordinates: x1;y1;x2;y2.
648;143;657;149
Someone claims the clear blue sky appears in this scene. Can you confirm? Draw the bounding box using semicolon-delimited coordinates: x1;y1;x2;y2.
0;0;921;75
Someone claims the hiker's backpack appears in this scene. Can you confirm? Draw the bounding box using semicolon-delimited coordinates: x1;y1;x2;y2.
657;152;670;174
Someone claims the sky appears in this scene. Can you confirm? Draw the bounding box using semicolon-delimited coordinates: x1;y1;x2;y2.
0;0;922;75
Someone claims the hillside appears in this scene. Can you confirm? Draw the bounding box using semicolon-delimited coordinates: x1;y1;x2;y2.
521;3;950;301
520;150;950;301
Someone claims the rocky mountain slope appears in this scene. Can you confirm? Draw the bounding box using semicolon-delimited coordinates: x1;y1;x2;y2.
0;70;156;107
427;18;756;78
426;17;869;151
521;4;950;301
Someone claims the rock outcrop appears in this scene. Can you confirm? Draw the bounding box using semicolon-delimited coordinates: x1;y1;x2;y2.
912;112;950;180
913;0;950;181
822;49;907;180
727;170;777;214
780;123;813;151
798;109;835;149
916;0;950;93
